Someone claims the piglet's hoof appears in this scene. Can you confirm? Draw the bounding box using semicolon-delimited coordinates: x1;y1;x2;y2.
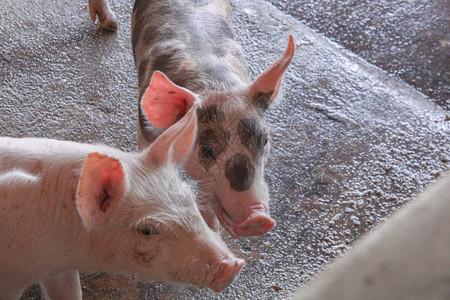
89;0;119;32
97;13;119;32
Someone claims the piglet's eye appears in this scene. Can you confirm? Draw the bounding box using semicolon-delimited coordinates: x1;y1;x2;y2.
202;145;214;158
140;226;158;236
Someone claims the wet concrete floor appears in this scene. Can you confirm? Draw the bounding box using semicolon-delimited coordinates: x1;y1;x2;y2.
268;0;450;111
0;0;449;299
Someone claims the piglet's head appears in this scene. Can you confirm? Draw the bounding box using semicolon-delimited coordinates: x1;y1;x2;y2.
75;108;244;291
140;35;295;238
76;105;198;229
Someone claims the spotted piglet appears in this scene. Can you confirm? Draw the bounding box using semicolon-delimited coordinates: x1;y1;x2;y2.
0;108;245;299
89;0;295;238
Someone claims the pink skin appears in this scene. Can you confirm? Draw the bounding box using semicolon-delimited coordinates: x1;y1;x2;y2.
211;256;245;292
118;223;245;291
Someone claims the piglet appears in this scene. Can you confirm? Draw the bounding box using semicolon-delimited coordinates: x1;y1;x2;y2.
89;0;295;238
0;107;244;299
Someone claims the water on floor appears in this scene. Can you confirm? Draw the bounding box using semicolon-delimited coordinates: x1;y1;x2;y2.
0;0;448;299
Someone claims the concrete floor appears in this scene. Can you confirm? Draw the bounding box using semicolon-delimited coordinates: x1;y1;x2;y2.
268;0;450;111
0;0;449;299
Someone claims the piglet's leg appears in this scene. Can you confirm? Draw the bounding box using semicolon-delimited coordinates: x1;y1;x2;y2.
41;270;82;300
88;0;118;31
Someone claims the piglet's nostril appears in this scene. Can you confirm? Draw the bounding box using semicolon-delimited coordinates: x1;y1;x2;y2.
210;256;245;292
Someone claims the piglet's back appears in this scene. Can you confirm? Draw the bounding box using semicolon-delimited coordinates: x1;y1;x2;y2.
0;137;124;173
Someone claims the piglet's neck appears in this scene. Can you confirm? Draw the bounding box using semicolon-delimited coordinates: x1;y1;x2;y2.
39;159;115;272
142;42;249;97
20;159;94;270
167;46;249;94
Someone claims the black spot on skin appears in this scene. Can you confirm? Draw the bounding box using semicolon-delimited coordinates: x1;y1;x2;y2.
237;118;268;161
131;11;147;55
197;105;225;124
213;46;227;57
253;91;274;113
132;2;166;59
168;91;176;94
133;0;145;14
142;24;159;47
131;29;141;59
225;154;255;192
151;57;171;75
137;57;150;88
144;25;176;48
138;108;156;142
149;44;184;76
133;249;154;266
171;69;202;91
158;3;178;18
198;127;230;170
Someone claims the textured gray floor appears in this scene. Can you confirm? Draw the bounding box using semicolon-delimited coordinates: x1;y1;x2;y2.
0;0;449;299
267;0;450;111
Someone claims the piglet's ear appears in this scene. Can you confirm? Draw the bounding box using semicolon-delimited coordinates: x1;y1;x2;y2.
143;104;197;166
249;34;295;112
141;71;197;129
77;153;126;228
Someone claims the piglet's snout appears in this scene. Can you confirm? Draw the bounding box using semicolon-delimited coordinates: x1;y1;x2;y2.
233;210;275;237
210;255;245;292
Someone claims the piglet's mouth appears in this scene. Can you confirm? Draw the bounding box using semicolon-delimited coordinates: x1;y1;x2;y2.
215;198;239;238
213;195;275;238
